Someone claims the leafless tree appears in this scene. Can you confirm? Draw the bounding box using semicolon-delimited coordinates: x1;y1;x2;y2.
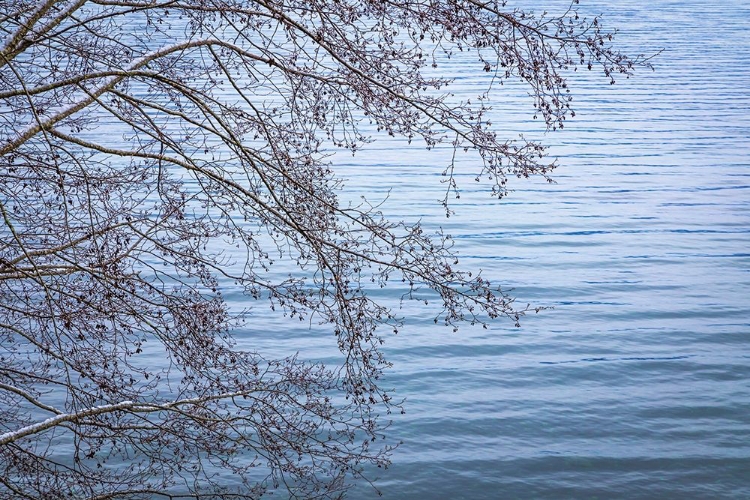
0;0;649;497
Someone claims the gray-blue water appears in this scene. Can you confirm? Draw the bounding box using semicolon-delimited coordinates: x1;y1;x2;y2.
226;1;750;498
22;0;743;497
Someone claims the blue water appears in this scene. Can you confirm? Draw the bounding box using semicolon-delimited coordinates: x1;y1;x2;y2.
228;1;750;498
5;0;741;497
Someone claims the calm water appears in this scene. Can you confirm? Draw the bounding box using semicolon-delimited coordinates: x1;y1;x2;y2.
17;0;743;497
230;1;750;498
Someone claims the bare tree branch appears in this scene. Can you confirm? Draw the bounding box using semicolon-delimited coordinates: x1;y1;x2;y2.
0;0;648;497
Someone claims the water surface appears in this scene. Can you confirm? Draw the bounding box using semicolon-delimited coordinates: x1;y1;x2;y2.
230;1;750;497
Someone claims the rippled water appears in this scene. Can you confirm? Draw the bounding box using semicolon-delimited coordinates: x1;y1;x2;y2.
227;1;750;498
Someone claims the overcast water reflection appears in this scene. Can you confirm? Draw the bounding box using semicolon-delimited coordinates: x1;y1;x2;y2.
72;0;750;497
224;0;750;497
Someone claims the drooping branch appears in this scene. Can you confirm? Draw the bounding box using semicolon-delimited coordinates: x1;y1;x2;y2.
0;0;648;497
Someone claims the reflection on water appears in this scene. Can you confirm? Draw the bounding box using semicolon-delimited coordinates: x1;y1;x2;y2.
229;0;750;497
